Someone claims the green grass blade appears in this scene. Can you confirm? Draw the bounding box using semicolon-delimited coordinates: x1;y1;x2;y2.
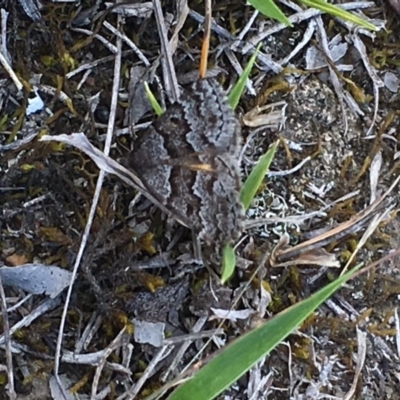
222;45;264;281
240;141;278;210
299;0;378;31
221;140;278;281
221;245;236;283
144;81;164;117
167;263;363;400
248;0;291;25
221;140;277;282
228;44;261;110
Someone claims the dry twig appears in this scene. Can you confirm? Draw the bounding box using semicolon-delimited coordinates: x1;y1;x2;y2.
0;274;16;400
53;16;123;398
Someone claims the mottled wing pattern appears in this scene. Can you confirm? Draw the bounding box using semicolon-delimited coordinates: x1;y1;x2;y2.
128;79;244;248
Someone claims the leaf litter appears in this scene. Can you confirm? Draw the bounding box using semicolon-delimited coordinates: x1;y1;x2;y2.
0;264;72;298
1;1;400;399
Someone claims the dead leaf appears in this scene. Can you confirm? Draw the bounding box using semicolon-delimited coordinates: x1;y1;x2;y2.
0;263;72;298
5;253;29;266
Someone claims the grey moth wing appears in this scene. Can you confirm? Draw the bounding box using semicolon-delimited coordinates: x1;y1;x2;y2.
128;79;244;247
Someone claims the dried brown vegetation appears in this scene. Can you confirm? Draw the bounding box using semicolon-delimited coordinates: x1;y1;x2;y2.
1;0;400;399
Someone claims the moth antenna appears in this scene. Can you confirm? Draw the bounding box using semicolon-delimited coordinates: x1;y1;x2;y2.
200;0;212;79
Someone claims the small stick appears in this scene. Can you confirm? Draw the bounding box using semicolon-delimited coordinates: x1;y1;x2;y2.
199;0;211;79
0;51;22;91
0;273;16;399
53;15;123;400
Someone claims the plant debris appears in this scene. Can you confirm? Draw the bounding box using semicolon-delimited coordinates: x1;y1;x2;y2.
1;1;400;399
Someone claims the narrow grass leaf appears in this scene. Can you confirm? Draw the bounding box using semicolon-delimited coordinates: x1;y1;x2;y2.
240;141;278;210
228;44;261;110
299;0;378;31
144;81;164;117
248;0;291;26
167;263;363;400
221;245;236;283
221;44;262;280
